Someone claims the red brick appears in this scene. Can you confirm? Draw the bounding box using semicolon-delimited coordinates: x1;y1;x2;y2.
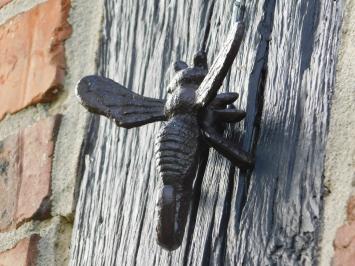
333;197;355;266
0;235;40;266
0;115;61;231
334;223;355;250
334;222;355;266
0;0;12;9
0;0;72;120
347;196;355;223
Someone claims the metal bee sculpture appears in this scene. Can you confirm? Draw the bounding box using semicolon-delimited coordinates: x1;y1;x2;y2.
76;22;253;251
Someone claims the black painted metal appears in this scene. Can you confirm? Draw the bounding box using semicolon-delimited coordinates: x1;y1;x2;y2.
76;25;253;249
70;0;343;265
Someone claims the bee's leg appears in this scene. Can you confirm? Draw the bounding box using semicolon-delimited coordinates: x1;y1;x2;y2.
201;127;254;169
214;109;246;123
209;92;239;108
201;94;254;169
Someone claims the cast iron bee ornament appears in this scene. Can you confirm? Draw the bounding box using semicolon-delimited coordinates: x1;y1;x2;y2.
76;22;253;251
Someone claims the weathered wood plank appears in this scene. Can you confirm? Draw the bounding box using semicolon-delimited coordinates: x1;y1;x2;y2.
70;0;343;265
230;0;343;265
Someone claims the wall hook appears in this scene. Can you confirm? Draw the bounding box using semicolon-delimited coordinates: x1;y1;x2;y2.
76;21;253;251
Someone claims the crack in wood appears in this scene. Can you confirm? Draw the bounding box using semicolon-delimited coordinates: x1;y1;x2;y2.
230;0;276;245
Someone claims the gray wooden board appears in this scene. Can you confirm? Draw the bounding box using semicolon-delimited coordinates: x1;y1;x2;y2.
70;0;344;265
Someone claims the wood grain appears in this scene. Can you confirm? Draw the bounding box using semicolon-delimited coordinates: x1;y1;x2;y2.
70;0;343;265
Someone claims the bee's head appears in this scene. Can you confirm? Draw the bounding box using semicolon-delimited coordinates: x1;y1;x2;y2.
167;51;208;95
165;51;208;116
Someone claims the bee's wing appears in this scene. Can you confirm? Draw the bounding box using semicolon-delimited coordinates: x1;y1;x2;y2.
195;22;245;107
76;75;167;128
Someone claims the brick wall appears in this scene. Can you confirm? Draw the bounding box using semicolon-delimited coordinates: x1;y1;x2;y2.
0;0;103;265
0;0;352;265
0;0;71;120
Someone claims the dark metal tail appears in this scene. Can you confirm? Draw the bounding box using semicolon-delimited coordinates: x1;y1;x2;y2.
156;185;192;251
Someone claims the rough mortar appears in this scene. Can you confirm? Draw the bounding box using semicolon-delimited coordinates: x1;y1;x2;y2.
0;217;72;265
0;217;63;252
36;218;72;266
50;0;104;218
0;105;50;140
319;0;355;264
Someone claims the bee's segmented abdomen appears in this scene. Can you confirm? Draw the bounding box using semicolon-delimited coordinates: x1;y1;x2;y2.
155;114;200;250
155;115;199;186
